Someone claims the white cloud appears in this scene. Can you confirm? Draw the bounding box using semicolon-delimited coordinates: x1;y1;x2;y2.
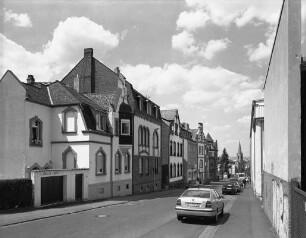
3;8;32;28
200;38;231;60
172;31;198;55
121;63;259;112
0;17;120;81
237;115;251;124
176;10;210;32
245;27;276;64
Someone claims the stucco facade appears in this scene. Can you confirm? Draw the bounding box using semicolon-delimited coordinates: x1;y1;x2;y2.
263;0;301;237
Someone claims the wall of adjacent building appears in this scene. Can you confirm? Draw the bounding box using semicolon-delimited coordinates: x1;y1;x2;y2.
0;71;27;179
263;0;301;237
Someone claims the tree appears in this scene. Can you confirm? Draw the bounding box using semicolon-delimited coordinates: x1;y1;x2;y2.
219;148;229;178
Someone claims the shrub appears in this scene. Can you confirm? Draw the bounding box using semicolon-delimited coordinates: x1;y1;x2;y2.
0;179;33;210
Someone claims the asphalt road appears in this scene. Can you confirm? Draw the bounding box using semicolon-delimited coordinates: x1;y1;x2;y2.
0;190;235;238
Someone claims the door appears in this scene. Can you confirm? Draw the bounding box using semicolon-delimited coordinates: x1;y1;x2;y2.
41;176;63;205
75;174;83;201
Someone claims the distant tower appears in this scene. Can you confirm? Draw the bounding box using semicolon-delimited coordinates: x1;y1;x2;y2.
237;141;243;162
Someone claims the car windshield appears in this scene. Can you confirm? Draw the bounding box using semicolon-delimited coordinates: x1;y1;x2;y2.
182;190;210;198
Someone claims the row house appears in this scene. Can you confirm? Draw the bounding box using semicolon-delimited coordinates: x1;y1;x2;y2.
128;86;162;194
161;110;184;189
180;123;197;184
206;133;218;182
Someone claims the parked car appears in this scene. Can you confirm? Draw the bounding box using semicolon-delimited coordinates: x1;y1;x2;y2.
229;178;243;192
222;182;238;195
175;188;224;223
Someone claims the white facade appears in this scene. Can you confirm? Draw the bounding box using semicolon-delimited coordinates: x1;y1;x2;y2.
250;99;264;197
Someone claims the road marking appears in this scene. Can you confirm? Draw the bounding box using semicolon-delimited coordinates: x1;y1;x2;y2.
197;196;237;238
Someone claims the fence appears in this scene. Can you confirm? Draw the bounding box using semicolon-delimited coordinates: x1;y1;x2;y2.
291;182;306;238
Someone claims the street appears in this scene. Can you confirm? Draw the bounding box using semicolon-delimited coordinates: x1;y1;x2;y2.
0;185;275;238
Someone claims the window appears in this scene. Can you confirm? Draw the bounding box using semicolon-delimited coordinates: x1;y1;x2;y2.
177;163;179;177
199;160;203;168
126;184;129;189
137;96;142;110
29;116;42;146
139;158;143;174
96;113;106;131
145;158;149;174
170;163;173;178
115;152;121;174
177;143;180;156
138;126;143;145
121;119;130;135
175;123;178;135
143;127;146;145
146;128;150;146
173;142;176;156
62;107;77;133
180;144;183;156
153;131;159;148
96;149;106;175
62;147;77;169
124;153;130;173
173;164;176;177
143;100;147;112
115;119;119;136
170;141;172;155
118;186;121;191
180;164;183;176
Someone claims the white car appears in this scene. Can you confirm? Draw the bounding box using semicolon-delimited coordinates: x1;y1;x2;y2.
175;188;224;223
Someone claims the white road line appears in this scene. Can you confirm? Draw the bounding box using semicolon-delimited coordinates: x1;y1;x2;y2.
198;196;237;238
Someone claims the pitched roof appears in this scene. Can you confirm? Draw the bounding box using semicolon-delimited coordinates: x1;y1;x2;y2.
206;133;214;142
23;82;52;106
161;109;178;121
85;89;122;111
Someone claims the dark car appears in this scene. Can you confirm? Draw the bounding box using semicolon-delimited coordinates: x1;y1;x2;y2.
222;182;238;195
229;178;243;192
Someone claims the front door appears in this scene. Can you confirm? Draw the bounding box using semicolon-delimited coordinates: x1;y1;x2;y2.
75;174;83;201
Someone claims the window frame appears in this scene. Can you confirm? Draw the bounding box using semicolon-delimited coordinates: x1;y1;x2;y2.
115;152;122;174
139;157;143;175
62;107;77;134
96;148;106;176
124;153;130;173
29;116;43;147
121;119;130;136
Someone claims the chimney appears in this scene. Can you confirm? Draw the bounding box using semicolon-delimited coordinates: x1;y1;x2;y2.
114;67;120;75
187;123;189;130
84;48;93;58
198;122;203;134
27;75;35;84
74;74;80;92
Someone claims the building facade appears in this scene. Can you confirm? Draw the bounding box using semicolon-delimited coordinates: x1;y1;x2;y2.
250;99;264;197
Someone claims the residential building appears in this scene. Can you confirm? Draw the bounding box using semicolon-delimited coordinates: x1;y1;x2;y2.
161;109;184;189
206;133;218;182
0;71;115;206
61;48;133;198
180;123;197;184
128;86;162;194
161;119;170;189
250;99;264;197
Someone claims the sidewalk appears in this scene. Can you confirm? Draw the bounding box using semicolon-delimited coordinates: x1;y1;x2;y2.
213;184;277;238
0;189;183;227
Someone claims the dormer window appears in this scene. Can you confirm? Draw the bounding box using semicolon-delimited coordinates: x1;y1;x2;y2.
96;113;106;131
143;100;147;113
29;116;42;146
62;107;77;133
137;96;142;111
121;119;130;135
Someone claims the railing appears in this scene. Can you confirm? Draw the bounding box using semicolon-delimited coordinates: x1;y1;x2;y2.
291;181;306;238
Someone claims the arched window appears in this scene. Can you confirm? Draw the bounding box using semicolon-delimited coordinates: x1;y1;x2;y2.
173;142;176;156
173;164;176;177
177;163;179;177
146;128;150;146
199;160;203;168
143;127;146;146
124;153;130;173
153;130;159;148
96;148;106;175
170;140;172;155
62;107;77;133
138;126;143;145
29;116;43;146
62;147;77;169
115;152;122;174
180;163;183;176
170;163;172;178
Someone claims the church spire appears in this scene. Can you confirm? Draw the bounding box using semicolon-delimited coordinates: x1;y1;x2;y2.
238;141;242;154
237;141;243;162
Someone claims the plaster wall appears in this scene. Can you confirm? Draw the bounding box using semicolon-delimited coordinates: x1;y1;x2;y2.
264;0;301;182
254;121;263;197
0;72;26;179
25;101;52;171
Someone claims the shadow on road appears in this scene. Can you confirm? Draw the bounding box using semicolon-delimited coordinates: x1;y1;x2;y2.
179;212;231;226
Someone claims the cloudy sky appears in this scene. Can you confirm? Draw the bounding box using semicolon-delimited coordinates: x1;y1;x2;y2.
1;0;305;156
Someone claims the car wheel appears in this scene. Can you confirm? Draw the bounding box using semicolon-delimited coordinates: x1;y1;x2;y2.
177;215;182;221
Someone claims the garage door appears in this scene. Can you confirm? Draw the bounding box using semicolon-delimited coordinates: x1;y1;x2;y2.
41;176;63;205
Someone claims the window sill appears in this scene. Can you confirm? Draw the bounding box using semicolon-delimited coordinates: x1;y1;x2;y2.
96;173;107;176
115;172;122;175
30;143;43;147
62;131;77;134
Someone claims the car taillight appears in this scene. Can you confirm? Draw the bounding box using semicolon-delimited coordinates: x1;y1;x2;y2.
206;201;212;208
176;199;181;206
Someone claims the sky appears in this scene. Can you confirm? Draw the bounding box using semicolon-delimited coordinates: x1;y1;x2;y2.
1;0;305;157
